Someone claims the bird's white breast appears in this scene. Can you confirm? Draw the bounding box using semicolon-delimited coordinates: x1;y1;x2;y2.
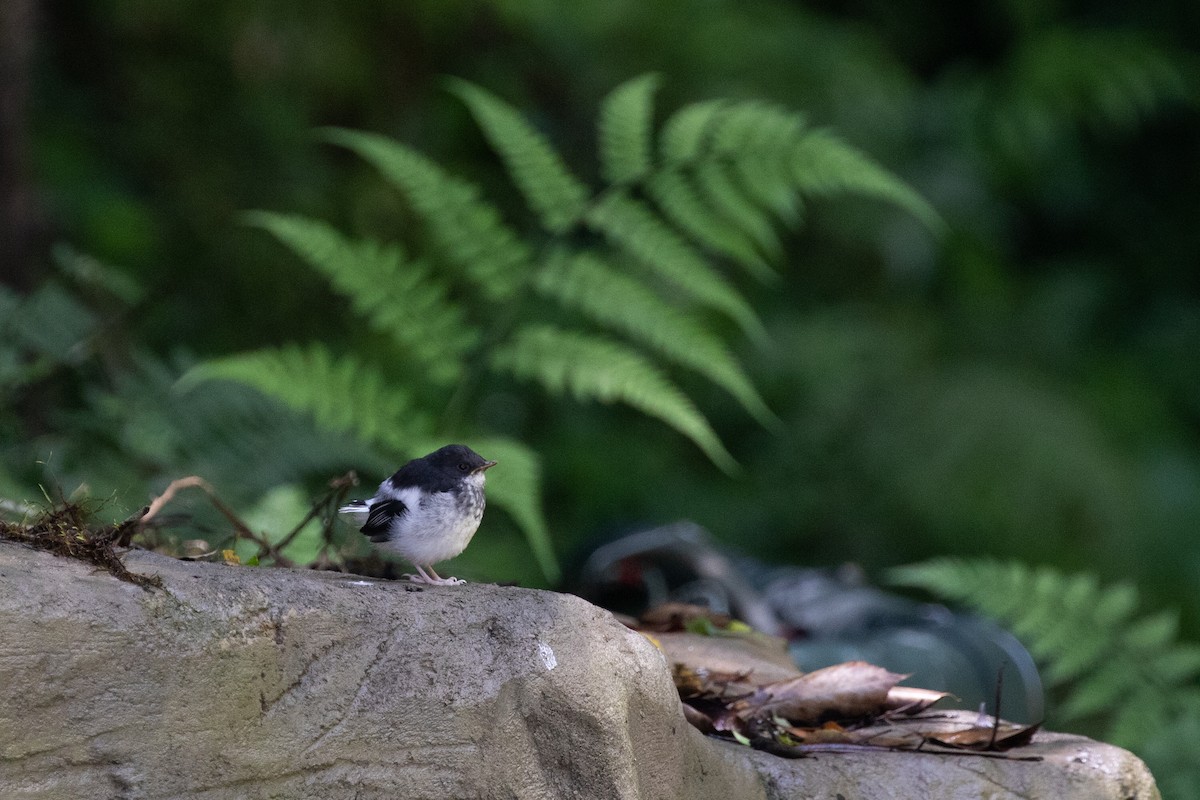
378;474;486;565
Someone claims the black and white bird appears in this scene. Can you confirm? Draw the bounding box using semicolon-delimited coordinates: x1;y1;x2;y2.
339;444;497;585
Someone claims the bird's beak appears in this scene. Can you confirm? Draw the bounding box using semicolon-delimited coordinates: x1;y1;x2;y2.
477;460;498;473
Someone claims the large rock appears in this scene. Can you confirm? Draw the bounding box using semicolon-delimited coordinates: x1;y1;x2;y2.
0;541;1159;799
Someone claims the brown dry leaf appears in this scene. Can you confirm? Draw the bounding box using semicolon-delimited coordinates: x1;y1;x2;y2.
680;702;716;733
656;630;800;696
927;720;1041;751
733;661;907;724
639;602;733;632
672;663;707;697
783;722;855;745
845;711;1041;753
673;663;758;702
883;685;952;715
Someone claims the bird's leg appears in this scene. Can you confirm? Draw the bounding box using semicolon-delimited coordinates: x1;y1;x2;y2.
425;565;466;585
402;564;436;584
403;564;465;586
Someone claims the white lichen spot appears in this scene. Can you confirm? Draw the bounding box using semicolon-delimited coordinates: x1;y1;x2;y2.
537;641;557;671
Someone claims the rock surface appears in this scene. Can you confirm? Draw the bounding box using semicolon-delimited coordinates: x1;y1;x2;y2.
0;541;1160;799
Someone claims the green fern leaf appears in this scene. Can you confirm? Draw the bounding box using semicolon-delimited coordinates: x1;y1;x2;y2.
492;324;738;473
1153;646;1200;684
534;251;776;426
246;212;478;385
692;161;782;259
710;102;807;224
889;558;1200;748
599;73;661;185
1125;610;1181;650
1060;657;1132;720
791;129;942;231
467;437;558;584
446;79;590;234
584;191;766;341
178;343;430;452
659;100;726;164
1094;582;1139;626
646;169;775;282
997;29;1190;150
322;127;530;300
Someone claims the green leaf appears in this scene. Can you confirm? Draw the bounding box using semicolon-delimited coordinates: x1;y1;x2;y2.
659;100;725;164
599;73;661;185
493;324;738;473
692;161;782;259
246;212;478;385
647;169;776;282
888;558;1200;747
791;129;942;231
585;191;766;342
178;343;430;451
709;102;807;224
447;78;590;234
1124;610;1180;651
470;437;559;584
534;251;776;426
322;127;531;300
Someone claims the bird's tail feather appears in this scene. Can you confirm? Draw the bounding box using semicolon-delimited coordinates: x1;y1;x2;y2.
338;500;370;527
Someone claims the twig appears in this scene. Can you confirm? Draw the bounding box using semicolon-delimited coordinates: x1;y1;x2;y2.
989;665;1004;750
139;476;282;564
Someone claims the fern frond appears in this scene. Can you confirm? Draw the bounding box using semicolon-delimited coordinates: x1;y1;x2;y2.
791;129;942;230
584;191;766;341
534;251;776;426
709;102;807;224
659;100;726;164
246;212;478;385
646;169;775;282
692;160;783;259
446;79;590;234
598;73;661;185
889;558;1200;747
322;127;531;300
1140;706;1200;800
1002;30;1190;139
462;437;558;584
178;343;430;452
492;324;738;473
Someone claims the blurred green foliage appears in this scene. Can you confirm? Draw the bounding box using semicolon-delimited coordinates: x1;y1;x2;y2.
3;0;1200;791
175;77;935;582
892;558;1200;791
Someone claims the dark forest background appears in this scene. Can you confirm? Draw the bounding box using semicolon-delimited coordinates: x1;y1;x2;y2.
2;0;1199;790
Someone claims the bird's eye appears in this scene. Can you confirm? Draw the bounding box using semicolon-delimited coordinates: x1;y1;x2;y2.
458;462;469;472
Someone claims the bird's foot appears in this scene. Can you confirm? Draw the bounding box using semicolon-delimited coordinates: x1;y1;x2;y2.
403;571;466;586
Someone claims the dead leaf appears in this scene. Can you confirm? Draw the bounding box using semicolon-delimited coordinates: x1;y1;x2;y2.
782;722;855;745
733;661;907;724
680;702;715;733
639;602;733;632
926;720;1041;751
845;711;1042;753
655;630;801;695
883;685;952;715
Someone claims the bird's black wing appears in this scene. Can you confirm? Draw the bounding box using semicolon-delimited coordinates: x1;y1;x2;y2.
361;498;407;543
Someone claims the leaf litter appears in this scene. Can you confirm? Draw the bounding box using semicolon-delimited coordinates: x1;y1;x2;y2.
633;602;1042;760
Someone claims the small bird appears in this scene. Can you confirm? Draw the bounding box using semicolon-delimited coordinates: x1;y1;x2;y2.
339;444;497;585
